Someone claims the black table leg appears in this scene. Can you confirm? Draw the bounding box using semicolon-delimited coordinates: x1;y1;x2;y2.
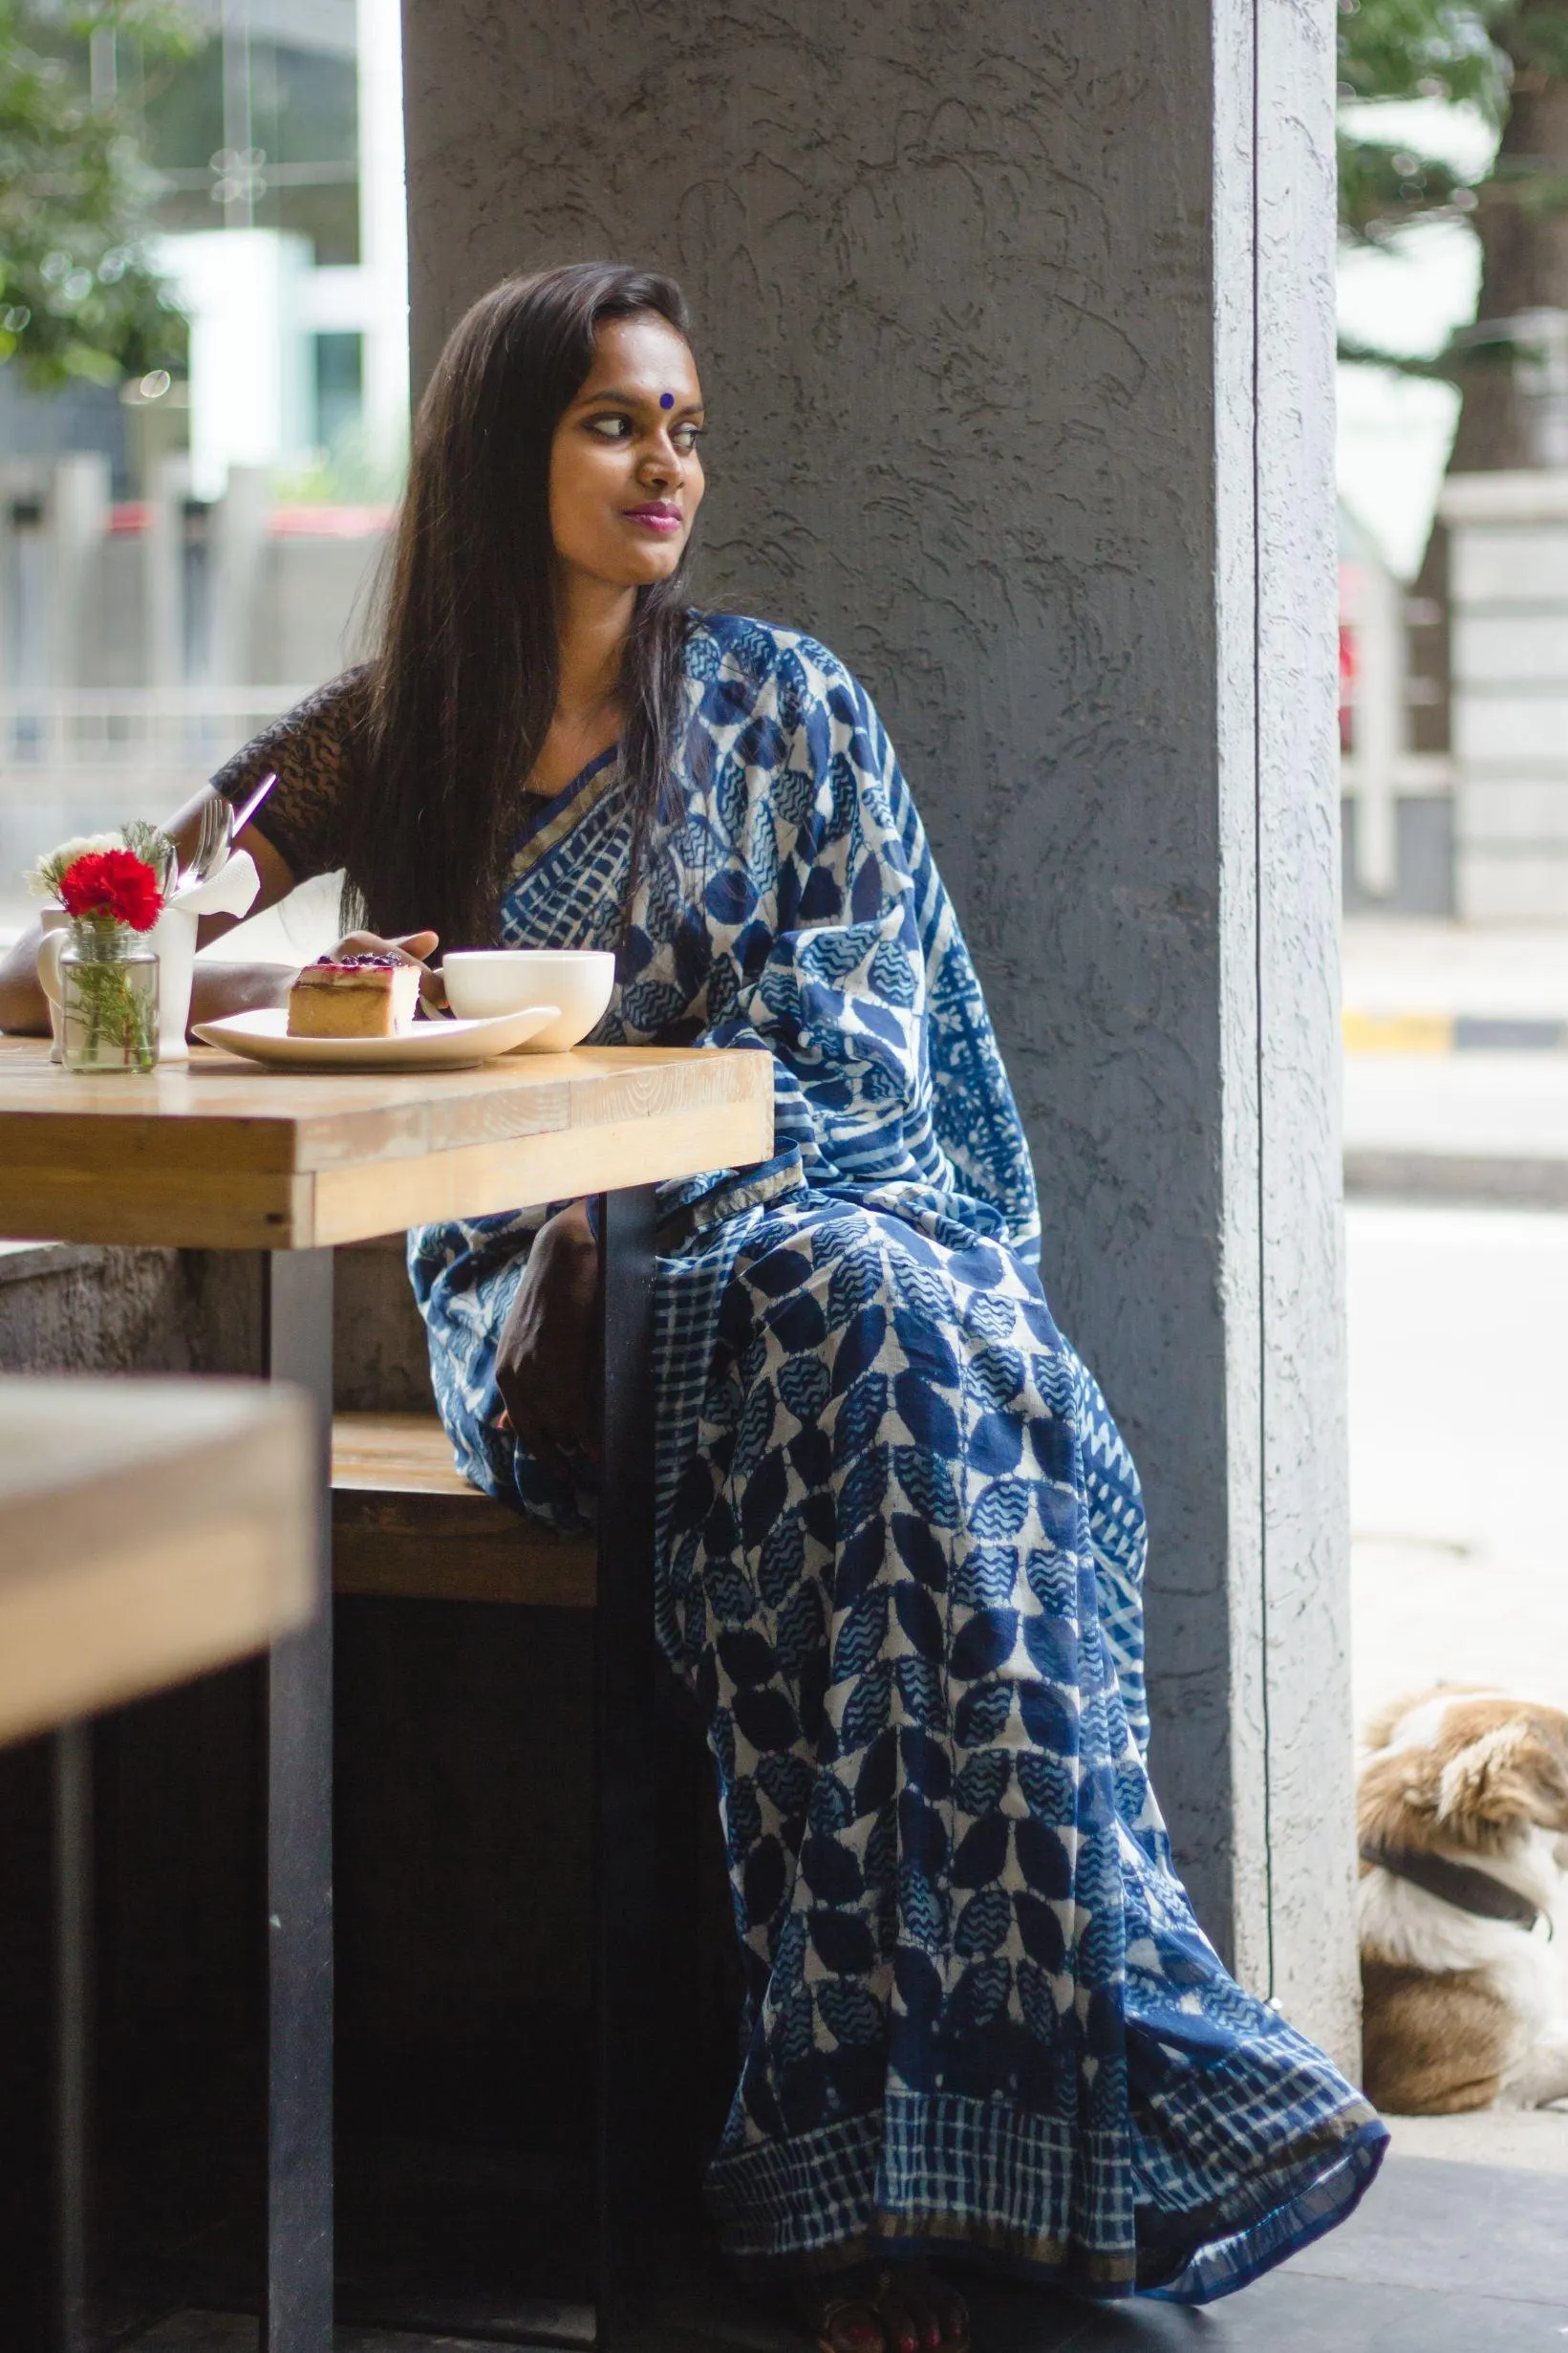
262;1249;334;2353
593;1186;658;2343
54;1720;92;2353
0;1722;90;2353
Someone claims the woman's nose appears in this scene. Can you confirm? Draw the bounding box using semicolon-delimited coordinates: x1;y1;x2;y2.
637;435;680;486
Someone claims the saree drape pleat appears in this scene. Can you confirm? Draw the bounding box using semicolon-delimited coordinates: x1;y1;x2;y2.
408;615;1385;2299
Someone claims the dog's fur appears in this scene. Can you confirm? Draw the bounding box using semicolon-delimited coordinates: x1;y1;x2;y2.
1358;1685;1568;2115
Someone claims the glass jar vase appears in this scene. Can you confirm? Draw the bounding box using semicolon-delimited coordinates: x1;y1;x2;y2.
58;918;159;1073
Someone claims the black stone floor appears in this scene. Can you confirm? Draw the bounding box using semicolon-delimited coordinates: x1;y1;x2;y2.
127;2156;1568;2353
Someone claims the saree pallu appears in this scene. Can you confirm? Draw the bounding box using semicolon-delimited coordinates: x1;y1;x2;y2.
409;613;1385;2299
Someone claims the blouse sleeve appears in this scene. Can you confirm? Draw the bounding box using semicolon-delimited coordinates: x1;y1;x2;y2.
207;665;371;884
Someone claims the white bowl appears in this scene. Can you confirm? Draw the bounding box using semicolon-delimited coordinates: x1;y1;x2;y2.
442;948;615;1050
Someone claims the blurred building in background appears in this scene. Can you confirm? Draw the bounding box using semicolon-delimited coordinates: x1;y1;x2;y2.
0;0;403;916
13;7;1568;934
2;0;406;498
0;459;384;896
1439;464;1568;922
1337;69;1568;930
1340;506;1454;917
1341;321;1568;925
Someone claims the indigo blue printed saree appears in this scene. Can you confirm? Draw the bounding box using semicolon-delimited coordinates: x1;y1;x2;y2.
407;613;1385;2299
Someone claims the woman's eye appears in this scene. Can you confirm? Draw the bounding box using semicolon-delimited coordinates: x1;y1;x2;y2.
673;425;704;453
587;415;631;441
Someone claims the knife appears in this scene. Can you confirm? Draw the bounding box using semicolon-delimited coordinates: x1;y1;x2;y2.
228;768;279;842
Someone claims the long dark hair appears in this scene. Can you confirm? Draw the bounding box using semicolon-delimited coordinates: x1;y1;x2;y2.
343;264;698;945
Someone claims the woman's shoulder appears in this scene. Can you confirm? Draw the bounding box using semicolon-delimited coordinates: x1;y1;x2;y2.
684;611;864;712
275;662;375;742
209;664;374;881
213;663;371;781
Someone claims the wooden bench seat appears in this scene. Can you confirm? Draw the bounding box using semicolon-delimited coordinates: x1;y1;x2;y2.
332;1412;595;1608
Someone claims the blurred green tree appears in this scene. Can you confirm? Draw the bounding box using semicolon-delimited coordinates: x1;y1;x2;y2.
1339;0;1508;247
1340;0;1568;464
0;0;190;390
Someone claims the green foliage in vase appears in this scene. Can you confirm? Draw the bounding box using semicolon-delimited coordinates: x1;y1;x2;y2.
61;921;158;1072
120;815;178;893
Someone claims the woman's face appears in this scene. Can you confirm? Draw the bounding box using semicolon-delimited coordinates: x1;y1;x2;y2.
549;313;706;592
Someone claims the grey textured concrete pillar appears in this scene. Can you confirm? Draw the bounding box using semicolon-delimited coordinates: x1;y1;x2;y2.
402;0;1357;2066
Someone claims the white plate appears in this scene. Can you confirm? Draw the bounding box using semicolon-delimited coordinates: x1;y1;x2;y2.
193;1002;560;1071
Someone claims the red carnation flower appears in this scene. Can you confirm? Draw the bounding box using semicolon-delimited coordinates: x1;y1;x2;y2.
58;849;163;932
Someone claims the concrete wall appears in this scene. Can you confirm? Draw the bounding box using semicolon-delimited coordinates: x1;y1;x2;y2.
0;1236;431;1409
402;0;1356;2062
1442;470;1568;920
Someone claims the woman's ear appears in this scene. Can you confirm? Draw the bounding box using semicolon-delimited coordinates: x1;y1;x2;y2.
1436;1721;1568;1835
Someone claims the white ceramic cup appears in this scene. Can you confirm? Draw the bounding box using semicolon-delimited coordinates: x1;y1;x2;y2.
442;948;615;1051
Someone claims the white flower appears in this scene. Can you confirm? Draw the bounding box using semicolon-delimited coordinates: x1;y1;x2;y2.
24;831;130;899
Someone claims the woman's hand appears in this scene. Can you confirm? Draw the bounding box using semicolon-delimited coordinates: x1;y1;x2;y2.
323;928;448;1014
494;1200;602;1471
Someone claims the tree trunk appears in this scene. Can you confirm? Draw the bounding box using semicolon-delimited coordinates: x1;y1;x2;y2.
1450;11;1568;470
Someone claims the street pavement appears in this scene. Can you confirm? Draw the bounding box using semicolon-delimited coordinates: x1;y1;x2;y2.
1344;1050;1568;1166
1347;1197;1568;2166
1347;1200;1568;1728
1343;916;1568;1022
1342;913;1568;1202
1339;919;1568;2162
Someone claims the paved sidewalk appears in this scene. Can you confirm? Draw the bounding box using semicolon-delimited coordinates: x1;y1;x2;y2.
1344;918;1568;1053
1342;1050;1568;1204
1343;917;1568;1030
1342;916;1568;1198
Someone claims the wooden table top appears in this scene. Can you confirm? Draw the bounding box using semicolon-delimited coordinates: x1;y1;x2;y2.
0;1036;774;1250
0;1376;315;1744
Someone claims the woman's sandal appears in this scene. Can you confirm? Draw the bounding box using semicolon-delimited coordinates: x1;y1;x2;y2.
794;2260;971;2353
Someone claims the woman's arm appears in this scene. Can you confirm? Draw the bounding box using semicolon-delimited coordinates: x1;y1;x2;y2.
0;809;303;1037
0;931;58;1036
492;1198;601;1469
1;666;381;1036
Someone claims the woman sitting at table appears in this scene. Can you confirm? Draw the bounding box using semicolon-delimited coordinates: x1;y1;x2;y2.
0;264;1385;2352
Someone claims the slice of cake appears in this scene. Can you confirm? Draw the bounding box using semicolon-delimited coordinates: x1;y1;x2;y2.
287;953;422;1039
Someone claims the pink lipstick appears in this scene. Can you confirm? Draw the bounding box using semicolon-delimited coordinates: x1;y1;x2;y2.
623;502;683;534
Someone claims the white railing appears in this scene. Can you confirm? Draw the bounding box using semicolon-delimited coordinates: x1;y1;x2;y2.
0;689;318;912
0;687;315;791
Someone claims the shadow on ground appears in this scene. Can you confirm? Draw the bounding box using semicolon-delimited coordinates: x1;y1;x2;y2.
126;2155;1568;2352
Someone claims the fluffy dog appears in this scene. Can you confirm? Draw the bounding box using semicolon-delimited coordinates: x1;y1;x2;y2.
1358;1685;1568;2114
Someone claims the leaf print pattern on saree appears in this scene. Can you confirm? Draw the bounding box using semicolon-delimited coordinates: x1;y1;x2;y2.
672;1191;1384;2296
406;612;1385;2301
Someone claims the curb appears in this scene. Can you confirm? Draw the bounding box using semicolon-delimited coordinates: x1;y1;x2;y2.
1343;1151;1568;1209
1343;1012;1568;1055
